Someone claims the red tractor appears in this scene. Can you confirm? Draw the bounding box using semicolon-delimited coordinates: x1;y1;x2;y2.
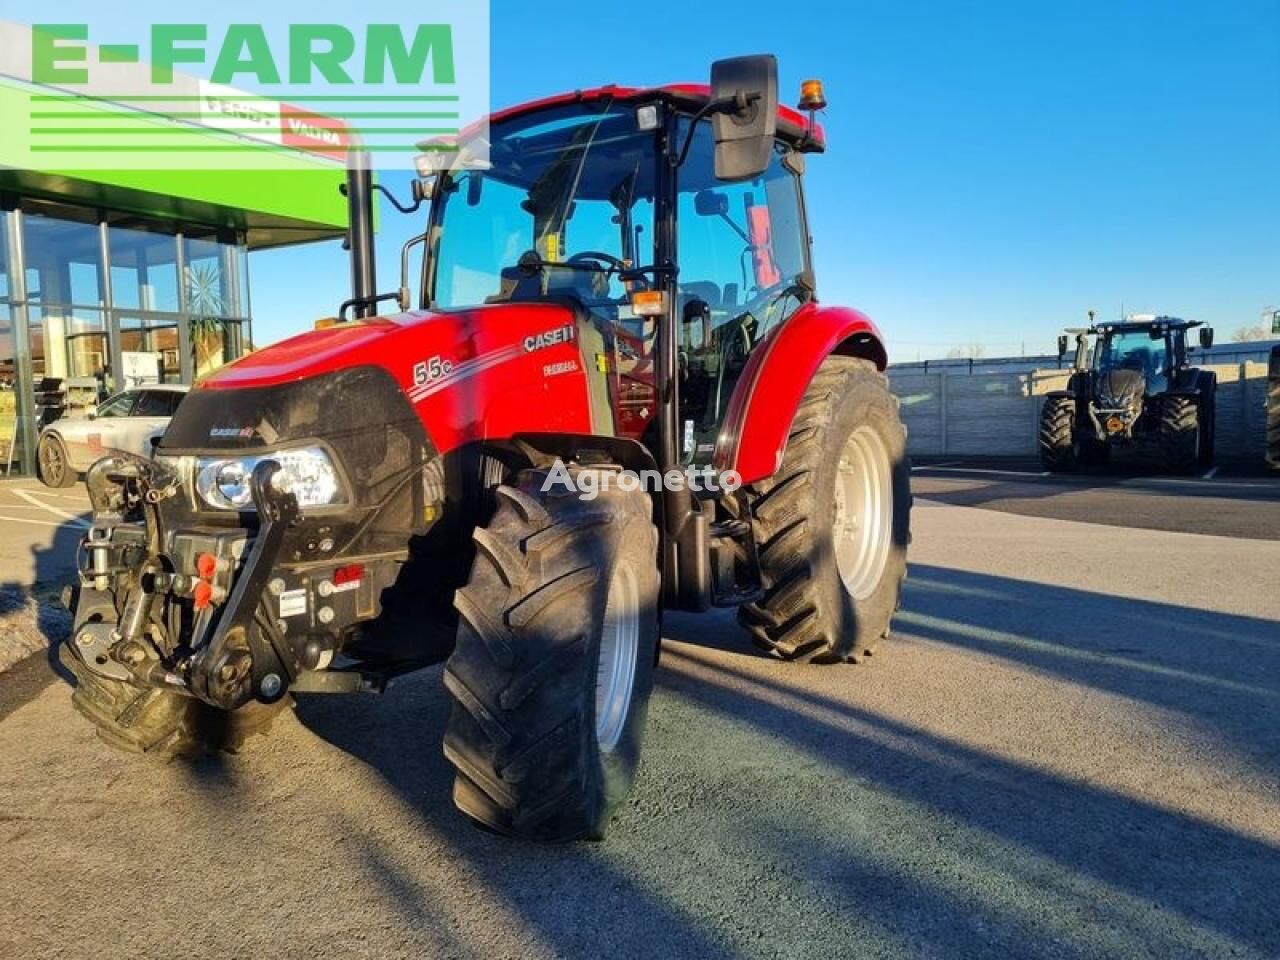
61;57;910;842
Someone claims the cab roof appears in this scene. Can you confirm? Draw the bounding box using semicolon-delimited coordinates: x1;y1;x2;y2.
488;83;826;152
1092;317;1202;333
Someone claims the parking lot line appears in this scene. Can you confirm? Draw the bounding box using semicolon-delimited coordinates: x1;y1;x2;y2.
12;489;89;528
1202;466;1220;480
0;514;73;530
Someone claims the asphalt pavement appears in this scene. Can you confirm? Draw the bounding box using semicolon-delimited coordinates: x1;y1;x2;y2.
0;478;88;589
0;468;1278;959
912;458;1280;540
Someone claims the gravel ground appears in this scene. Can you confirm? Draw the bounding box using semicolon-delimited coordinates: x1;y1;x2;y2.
1;498;1277;960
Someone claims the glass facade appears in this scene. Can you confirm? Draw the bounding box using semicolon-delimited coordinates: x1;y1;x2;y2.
0;198;253;476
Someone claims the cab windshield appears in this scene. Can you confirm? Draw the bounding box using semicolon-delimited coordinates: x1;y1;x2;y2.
429;101;658;310
1094;328;1167;380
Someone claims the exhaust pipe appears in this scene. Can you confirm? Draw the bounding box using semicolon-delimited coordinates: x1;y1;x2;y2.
346;150;377;319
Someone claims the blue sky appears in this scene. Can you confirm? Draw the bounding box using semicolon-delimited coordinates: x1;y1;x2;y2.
248;0;1280;359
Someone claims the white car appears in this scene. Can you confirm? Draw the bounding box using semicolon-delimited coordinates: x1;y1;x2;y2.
37;384;189;488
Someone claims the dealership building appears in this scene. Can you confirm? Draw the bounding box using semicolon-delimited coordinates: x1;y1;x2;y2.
0;76;349;476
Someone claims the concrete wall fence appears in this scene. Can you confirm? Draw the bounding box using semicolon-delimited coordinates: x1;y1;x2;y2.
889;362;1271;461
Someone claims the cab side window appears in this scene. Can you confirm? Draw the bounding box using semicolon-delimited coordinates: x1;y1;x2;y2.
675;121;810;463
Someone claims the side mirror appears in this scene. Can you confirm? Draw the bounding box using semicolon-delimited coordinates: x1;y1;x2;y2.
1199;327;1214;349
710;54;778;182
1056;334;1069;358
694;189;729;217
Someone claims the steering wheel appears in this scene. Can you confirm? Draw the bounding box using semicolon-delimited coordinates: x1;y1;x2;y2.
567;250;626;271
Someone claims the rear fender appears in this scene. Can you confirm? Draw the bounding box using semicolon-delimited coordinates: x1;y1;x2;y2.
1166;366;1214;394
712;304;887;484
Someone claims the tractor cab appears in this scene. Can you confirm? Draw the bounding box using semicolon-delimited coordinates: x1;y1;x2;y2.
409;72;826;467
1089;316;1210;385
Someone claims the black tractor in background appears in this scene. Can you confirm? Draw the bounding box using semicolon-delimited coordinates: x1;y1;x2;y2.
1040;313;1217;474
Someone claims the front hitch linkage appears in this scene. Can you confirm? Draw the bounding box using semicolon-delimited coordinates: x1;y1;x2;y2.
187;461;300;710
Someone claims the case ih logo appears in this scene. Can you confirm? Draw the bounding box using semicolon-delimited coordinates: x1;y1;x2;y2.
524;324;576;353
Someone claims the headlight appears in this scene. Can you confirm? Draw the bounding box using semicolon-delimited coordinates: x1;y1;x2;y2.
195;447;345;511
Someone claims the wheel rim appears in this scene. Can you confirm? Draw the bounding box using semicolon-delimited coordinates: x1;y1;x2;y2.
595;562;639;753
832;425;894;602
39;438;64;485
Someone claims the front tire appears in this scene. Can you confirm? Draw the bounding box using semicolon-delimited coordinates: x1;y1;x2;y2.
738;357;910;663
58;641;286;759
442;467;660;842
37;433;77;488
1038;396;1079;472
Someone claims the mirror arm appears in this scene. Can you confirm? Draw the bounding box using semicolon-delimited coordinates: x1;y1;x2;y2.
341;181;425;215
672;92;762;170
338;291;401;322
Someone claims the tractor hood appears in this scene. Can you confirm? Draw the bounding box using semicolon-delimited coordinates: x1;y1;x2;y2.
202;305;566;389
1096;368;1146;409
190;303;596;456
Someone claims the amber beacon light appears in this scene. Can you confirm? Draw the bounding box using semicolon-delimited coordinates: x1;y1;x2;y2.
798;78;827;111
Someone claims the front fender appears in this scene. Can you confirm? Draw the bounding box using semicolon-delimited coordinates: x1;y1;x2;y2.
712;304;887;484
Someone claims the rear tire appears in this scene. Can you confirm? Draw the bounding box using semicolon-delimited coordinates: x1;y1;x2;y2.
1159;396;1200;474
737;357;910;663
37;434;77;488
58;641;287;759
1038;396;1079;472
442;467;660;842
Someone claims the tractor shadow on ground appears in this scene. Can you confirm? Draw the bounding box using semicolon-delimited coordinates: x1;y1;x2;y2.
652;638;1280;958
294;672;746;960
900;562;1280;779
294;559;1280;960
0;510;83;692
